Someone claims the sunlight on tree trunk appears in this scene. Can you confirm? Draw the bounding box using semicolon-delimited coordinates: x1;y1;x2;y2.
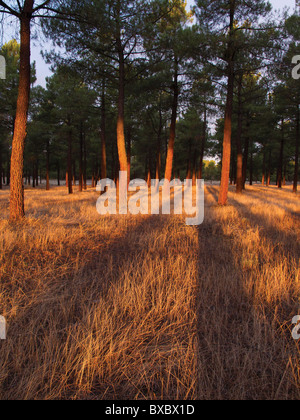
9;7;32;222
165;62;179;182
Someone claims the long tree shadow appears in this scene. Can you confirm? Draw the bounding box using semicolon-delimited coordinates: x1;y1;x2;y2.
1;213;194;400
196;197;299;400
243;189;300;219
230;195;300;263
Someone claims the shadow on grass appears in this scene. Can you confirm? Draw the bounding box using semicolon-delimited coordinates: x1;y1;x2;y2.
1;214;185;400
196;190;300;400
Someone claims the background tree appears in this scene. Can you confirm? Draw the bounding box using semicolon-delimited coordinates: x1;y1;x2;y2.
195;0;273;205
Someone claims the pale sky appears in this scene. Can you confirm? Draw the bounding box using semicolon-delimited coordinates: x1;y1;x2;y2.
19;0;300;86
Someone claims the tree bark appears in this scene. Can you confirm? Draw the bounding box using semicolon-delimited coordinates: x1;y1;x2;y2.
218;61;234;205
79;122;83;192
186;140;192;180
266;149;271;187
83;131;87;190
100;81;107;182
0;144;2;190
57;161;60;186
116;20;127;174
67;121;73;195
199;105;207;180
165;58;179;182
293;105;299;193
9;2;34;221
261;148;266;186
125;126;132;186
218;1;235;205
278;119;284;189
236;73;244;194
192;150;197;187
155;103;163;181
249;142;253;186
242;116;250;190
46;139;50;191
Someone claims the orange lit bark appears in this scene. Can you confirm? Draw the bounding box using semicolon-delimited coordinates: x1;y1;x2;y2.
67;120;73;195
100;83;107;181
155;104;163;181
278;120;284;189
46;139;50;191
165;60;179;182
9;1;34;221
79;122;84;192
293;106;299;193
218;2;235;206
199;105;207;180
236;73;243;194
116;5;127;175
219;62;234;205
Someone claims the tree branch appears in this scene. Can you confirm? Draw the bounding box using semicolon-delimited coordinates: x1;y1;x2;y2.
0;0;19;17
33;0;52;13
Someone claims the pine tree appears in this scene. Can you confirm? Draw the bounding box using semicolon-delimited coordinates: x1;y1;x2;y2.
195;0;272;205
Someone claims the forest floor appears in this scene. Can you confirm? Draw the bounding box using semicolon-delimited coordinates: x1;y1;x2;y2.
0;184;299;400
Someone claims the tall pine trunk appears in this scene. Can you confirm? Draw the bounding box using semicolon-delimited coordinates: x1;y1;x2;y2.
293;105;299;193
261;148;266;186
9;2;33;221
199;105;207;179
218;61;234;205
218;2;235;205
126;128;131;183
278;120;284;189
116;24;127;174
67;121;73;195
79;122;84;192
242;116;250;189
155;104;163;182
46;139;50;191
165;59;179;182
100;81;107;181
236;73;244;194
0;144;2;190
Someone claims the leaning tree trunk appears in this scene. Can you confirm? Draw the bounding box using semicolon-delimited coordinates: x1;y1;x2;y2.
293;105;299;193
9;4;33;222
165;59;179;182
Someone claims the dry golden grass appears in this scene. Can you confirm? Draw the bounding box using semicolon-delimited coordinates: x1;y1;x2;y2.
0;184;299;400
